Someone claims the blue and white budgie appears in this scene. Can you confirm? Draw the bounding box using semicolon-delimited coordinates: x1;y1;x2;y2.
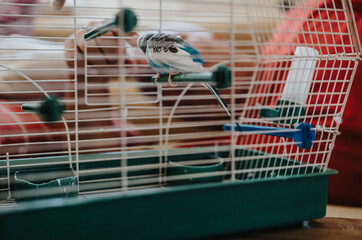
137;32;241;131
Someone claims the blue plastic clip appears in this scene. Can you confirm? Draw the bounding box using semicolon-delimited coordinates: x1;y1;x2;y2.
224;122;315;149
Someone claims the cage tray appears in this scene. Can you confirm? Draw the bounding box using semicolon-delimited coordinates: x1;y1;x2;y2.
0;147;336;240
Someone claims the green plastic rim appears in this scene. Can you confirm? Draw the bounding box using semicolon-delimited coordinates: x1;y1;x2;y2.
14;167;78;201
167;156;224;185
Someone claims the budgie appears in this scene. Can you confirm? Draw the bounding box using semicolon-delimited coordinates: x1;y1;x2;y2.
137;33;242;132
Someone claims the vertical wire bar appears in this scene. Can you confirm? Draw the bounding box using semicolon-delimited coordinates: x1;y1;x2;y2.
118;0;128;191
73;0;80;193
84;30;89;105
159;0;163;33
6;152;11;200
230;0;236;181
158;85;164;186
158;0;164;185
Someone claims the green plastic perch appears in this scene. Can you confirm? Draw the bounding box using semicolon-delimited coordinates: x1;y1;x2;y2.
151;64;231;89
84;8;137;41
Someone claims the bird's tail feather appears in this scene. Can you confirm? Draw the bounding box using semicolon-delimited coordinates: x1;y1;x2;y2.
202;83;242;133
202;83;231;116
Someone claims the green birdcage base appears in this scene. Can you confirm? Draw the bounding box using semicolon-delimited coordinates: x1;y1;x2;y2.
0;146;336;240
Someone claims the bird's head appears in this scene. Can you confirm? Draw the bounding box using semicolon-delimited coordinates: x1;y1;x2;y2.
137;33;155;53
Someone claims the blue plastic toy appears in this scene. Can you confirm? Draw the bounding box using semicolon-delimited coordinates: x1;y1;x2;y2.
224;122;316;149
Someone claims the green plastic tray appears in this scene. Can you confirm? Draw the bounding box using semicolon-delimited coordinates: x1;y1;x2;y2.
0;147;336;240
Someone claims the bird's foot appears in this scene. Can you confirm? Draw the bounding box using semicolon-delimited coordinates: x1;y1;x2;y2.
154;74;161;84
168;72;181;86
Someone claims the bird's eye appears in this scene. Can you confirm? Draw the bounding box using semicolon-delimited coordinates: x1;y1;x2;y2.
168;46;178;53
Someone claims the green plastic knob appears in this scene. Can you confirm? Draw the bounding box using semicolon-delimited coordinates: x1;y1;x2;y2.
22;96;64;123
121;8;138;33
212;64;231;89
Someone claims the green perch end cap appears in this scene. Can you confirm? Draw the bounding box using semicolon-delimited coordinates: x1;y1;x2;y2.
213;64;231;89
21;96;64;123
117;8;138;33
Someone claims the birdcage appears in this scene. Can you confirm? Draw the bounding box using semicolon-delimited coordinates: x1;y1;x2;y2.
0;0;360;239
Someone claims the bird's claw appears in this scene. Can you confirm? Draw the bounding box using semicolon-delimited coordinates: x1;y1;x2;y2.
168;72;181;87
154;74;161;84
168;78;177;87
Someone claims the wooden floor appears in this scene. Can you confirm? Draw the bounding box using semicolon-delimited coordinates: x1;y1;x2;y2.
205;205;362;240
327;205;362;219
207;217;362;240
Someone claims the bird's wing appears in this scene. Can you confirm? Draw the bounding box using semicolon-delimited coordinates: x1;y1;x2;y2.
178;40;204;65
147;40;205;73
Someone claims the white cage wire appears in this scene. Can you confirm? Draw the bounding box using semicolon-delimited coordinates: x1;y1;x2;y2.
0;0;360;203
